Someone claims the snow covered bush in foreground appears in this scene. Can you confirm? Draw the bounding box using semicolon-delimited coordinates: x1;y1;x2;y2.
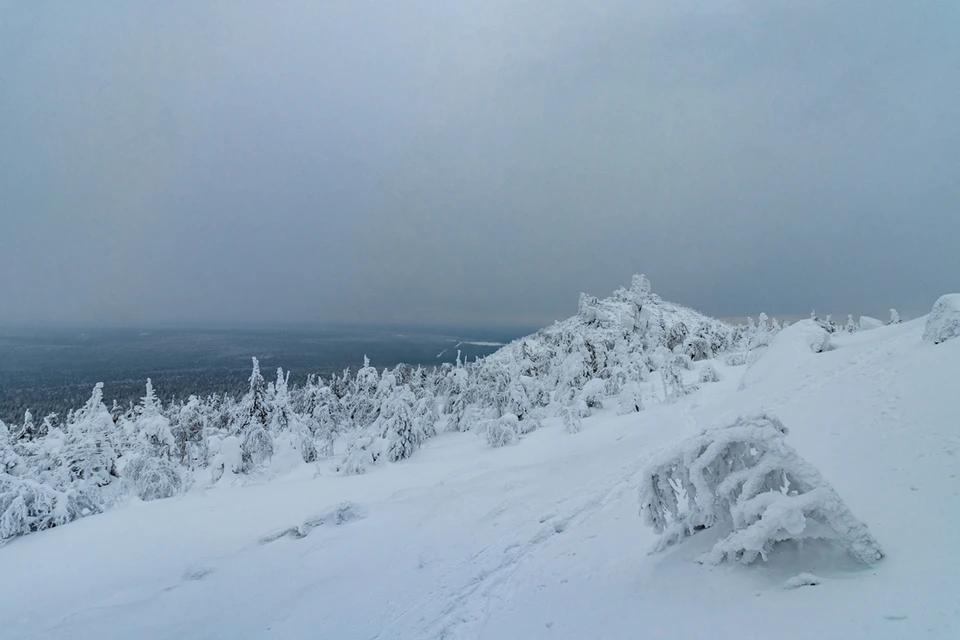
923;294;960;345
638;412;883;565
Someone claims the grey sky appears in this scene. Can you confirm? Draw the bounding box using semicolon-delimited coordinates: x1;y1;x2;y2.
1;1;958;328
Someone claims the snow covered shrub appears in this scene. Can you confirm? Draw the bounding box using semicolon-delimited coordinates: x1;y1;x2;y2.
481;414;520;447
660;360;693;403
558;404;582;434
517;408;544;435
638;412;883;565
889;308;901;324
858;316;884;332
123;455;182;501
617;383;644;416
698;363;721;383
682;336;712;362
0;474;101;541
722;352;749;367
335;436;384;475
671;353;694;371
923;294;960;345
580;378;607;409
665;322;689;351
210;435;243;483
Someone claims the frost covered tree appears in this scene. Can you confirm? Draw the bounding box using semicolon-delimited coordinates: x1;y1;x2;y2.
558;404;582;434
846;314;857;333
376;387;425;463
617;382;644;416
349;356;381;429
638;412;883;565
0;420;21;475
13;410;44;442
123;379;182;501
233;358;273;472
270;367;316;463
172;395;210;468
660;358;692;403
62;383;118;487
889;308;901;324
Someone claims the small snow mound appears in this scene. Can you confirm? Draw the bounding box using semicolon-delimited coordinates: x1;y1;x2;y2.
739;321;831;390
923;294;960;344
784;573;822;589
858;316;884;331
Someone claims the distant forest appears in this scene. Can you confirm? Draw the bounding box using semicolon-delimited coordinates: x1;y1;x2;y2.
0;325;528;424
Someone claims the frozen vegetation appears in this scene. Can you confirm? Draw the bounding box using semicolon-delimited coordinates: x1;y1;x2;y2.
0;277;957;639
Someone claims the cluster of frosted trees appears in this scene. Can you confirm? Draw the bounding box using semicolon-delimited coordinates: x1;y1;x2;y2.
1;275;794;541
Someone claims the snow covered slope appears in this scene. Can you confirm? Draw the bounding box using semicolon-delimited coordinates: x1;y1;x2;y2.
1;317;958;639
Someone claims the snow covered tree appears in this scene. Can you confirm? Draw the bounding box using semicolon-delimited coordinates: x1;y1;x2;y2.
13;410;45;442
62;383;118;487
123;379;182;501
846;314;857;333
376;387;425;463
349;356;381;429
172;395;210;468
617;383;644;416
889;308;901;324
270;367;316;463
638;412;883;565
660;359;692;403
233;358;273;472
0;420;21;475
558;404;582;434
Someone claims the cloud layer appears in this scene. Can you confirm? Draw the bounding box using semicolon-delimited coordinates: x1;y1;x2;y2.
2;1;958;326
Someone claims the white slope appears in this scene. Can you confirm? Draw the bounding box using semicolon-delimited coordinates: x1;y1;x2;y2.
2;318;958;639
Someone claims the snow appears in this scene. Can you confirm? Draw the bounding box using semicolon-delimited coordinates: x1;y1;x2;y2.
859;316;885;331
2;318;960;638
738;319;830;391
923;293;960;344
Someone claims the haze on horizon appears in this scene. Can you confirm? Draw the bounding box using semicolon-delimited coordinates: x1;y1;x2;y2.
1;1;958;329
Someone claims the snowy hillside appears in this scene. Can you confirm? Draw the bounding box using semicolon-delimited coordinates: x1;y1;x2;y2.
1;303;958;638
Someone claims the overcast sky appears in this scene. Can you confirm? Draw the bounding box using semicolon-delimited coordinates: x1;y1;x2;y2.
1;0;958;328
